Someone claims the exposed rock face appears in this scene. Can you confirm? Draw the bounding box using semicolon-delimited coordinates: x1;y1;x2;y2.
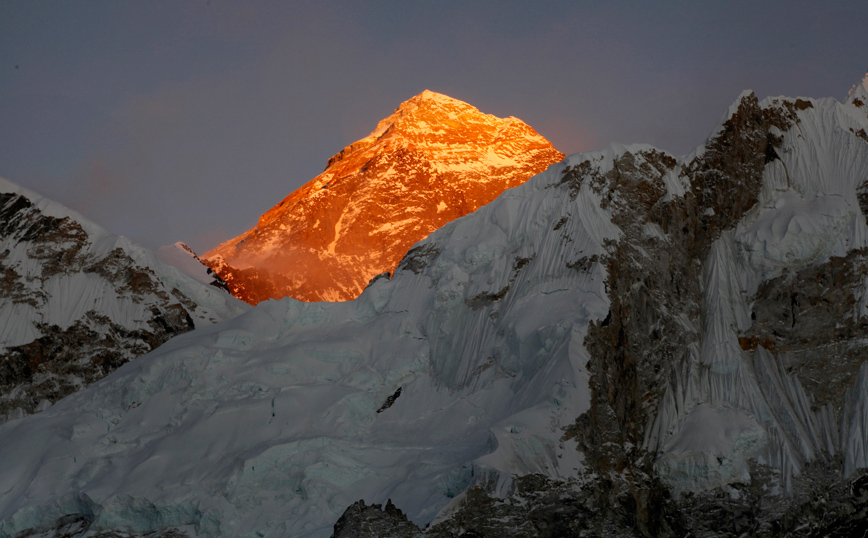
331;499;422;538
0;181;248;423
204;90;564;304
332;85;868;536
564;92;773;535
333;470;868;538
742;249;868;413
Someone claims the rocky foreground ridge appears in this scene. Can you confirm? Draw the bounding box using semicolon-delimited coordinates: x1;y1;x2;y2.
0;179;248;424
1;76;868;538
204;90;564;304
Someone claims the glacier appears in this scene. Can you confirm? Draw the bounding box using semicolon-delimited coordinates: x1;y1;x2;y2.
652;93;868;496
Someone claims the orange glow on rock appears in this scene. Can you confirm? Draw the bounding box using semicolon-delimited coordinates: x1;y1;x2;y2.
203;90;564;304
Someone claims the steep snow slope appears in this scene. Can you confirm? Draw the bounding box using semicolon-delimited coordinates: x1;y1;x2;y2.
155;242;232;294
204;90;563;304
0;178;249;423
0;148;614;536
2;78;868;538
653;93;868;494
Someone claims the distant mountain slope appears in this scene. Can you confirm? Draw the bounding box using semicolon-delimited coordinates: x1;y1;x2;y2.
0;178;249;423
2;76;868;538
204;90;564;303
155;241;232;295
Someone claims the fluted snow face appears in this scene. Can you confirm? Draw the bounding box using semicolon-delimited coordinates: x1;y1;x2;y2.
203;90;564;304
0;156;614;537
652;93;868;494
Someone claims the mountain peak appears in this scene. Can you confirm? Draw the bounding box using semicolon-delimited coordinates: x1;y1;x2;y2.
8;84;868;538
394;89;469;111
0;178;247;423
847;70;868;106
364;90;498;145
408;88;459;104
395;89;482;115
204;93;564;304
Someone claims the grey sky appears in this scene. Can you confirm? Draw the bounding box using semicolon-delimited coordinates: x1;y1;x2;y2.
1;1;866;253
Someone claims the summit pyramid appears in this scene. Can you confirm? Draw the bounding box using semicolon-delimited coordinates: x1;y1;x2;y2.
204;91;564;303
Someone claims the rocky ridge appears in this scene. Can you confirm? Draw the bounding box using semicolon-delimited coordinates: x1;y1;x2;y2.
329;82;868;536
0;179;248;424
204;90;564;304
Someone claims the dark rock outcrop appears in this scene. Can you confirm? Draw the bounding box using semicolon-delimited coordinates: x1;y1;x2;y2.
331;499;422;538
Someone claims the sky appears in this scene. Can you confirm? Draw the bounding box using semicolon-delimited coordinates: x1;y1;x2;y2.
2;1;867;253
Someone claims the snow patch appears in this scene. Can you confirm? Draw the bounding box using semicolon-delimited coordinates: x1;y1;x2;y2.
736;190;854;275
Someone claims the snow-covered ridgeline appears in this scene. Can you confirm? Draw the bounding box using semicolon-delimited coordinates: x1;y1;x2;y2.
155;242;231;292
0;177;249;422
0;156;618;537
0;178;247;336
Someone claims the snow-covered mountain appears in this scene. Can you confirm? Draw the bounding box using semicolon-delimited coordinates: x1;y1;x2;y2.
0;178;249;424
204;90;564;304
2;76;868;538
